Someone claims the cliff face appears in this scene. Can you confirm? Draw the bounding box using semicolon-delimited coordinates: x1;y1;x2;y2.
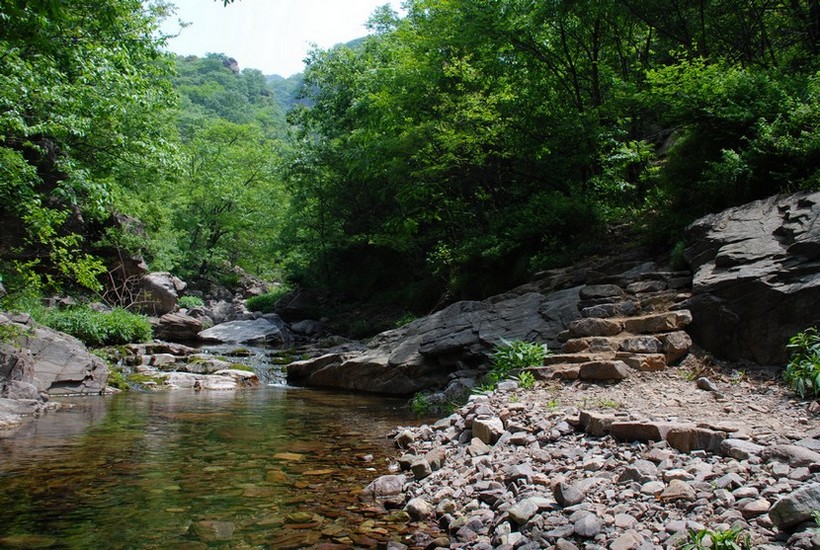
682;191;820;364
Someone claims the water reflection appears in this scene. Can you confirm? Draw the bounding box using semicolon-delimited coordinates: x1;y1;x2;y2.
0;388;426;548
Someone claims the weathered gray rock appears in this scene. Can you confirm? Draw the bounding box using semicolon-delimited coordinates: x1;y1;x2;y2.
682;191;820;363
139;272;186;316
198;316;292;346
153;312;202;342
288;289;582;394
361;474;407;507
567;317;623;337
658;331;693;364
720;439;765;460
666;426;726;453
1;314;108;395
507;498;540;525
553;482;585;507
761;444;820;468
619;336;663;354
768;483;820;529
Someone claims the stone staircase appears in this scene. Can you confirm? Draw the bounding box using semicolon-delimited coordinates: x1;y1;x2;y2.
528;272;694;382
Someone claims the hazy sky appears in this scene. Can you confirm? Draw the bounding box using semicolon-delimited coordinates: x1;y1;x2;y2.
161;0;403;77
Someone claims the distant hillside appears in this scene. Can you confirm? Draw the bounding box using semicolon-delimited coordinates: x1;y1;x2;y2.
265;73;303;112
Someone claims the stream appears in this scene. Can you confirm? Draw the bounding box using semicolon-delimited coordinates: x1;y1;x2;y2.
0;350;434;549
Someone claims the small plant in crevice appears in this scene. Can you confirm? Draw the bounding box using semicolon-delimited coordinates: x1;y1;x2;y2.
678;527;751;550
784;327;820;398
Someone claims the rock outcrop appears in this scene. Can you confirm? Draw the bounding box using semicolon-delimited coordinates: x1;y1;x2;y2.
139;272;186;316
287;289;583;395
682;191;820;364
0;312;108;396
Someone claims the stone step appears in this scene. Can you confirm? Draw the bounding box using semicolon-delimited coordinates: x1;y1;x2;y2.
615;352;667;372
543;353;610;366
620;310;692;334
562;331;692;365
528;360;632;382
566;317;623;338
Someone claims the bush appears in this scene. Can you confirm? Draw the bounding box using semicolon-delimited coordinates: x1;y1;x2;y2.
492;338;548;377
245;286;291;314
474;339;549;393
784;327;820;398
37;306;152;347
177;295;204;309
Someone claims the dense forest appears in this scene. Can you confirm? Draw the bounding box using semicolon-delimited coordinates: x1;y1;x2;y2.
1;0;818;323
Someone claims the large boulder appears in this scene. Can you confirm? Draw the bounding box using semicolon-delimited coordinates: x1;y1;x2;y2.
139;272;187;316
681;191;820;364
287;289;582;395
0;313;108;396
153;312;203;342
198;315;293;346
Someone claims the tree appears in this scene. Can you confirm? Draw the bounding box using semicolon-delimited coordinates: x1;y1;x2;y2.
0;0;177;294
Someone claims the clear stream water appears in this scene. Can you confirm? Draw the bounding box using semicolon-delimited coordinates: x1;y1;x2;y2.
0;379;431;548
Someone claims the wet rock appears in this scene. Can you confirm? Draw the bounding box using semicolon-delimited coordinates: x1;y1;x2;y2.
405;497;434;520
153;312;202;342
190;520;235;542
198;317;292;346
411;459;432;480
361;474;406;508
395;429;415;449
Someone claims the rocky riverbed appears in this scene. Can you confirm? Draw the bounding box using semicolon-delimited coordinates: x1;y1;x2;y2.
366;356;820;550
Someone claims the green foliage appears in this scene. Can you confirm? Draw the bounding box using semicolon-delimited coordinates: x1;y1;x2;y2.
105;368;130;392
0;323;23;345
784;327;820;398
514;371;536;390
0;0;177;293
177;296;205;309
679;527;751;550
492;339;549;376
36;307;152;347
475;339;549;393
245;287;291;314
409;392;432;416
409;391;456;416
395;313;418;328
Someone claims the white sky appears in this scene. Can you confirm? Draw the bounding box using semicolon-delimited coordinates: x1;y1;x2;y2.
160;0;403;77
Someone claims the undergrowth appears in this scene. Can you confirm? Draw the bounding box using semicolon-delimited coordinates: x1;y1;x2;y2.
784;327;820;398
